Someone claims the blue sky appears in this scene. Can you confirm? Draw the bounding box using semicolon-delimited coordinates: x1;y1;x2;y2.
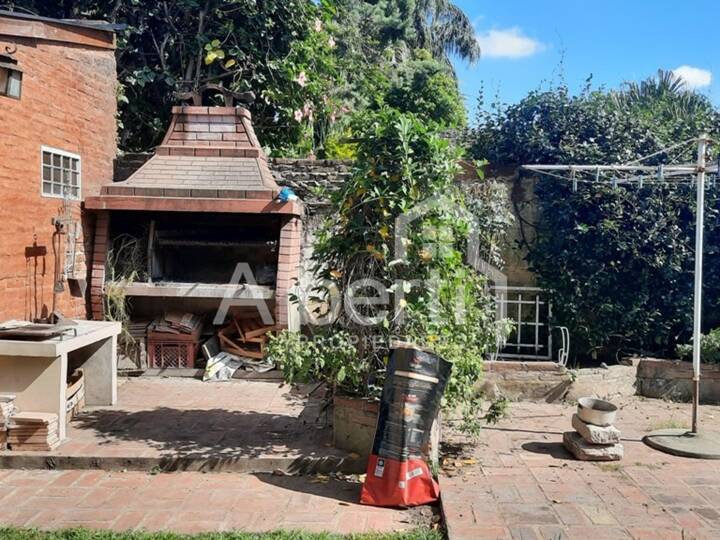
453;0;720;119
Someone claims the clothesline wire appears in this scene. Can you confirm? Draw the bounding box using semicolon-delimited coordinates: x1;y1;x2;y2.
526;168;716;187
622;137;700;166
522;136;719;189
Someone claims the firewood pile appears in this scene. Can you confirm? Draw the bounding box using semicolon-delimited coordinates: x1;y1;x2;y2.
218;316;276;359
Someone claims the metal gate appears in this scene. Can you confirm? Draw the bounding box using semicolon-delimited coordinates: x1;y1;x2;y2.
491;286;569;365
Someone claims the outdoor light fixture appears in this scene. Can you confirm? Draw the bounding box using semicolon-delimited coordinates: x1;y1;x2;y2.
0;55;22;99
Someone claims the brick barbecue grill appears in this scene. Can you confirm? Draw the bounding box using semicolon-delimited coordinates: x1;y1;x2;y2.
85;104;303;331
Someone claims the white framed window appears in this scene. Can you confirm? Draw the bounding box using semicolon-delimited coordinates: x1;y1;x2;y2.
41;146;81;200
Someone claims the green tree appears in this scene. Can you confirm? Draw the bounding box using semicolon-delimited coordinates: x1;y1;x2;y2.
9;0;477;154
311;108;510;430
412;0;481;63
7;0;340;153
332;0;479;65
613;69;715;121
383;50;466;128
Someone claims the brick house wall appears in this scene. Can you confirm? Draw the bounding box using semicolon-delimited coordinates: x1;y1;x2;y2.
0;14;117;321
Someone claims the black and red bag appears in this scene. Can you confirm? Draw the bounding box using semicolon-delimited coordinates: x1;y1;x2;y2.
360;341;451;507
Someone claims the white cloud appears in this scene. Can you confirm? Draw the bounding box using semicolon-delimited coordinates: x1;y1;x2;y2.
672;65;712;89
476;27;544;59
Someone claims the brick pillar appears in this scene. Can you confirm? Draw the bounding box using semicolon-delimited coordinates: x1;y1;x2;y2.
90;211;110;320
275;216;302;331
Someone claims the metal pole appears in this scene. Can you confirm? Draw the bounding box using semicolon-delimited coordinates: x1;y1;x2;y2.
691;135;708;434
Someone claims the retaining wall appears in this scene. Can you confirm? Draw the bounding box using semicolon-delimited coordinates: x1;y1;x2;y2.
636;358;720;404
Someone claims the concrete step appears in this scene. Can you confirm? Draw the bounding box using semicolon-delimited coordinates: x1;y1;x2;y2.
0;451;366;474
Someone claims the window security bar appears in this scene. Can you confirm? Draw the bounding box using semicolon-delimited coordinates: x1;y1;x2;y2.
490;286;570;366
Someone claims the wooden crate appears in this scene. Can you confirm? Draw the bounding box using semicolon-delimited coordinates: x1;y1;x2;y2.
148;326;202;368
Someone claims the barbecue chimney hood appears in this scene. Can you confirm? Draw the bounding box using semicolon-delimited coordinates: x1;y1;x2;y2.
85;105;301;216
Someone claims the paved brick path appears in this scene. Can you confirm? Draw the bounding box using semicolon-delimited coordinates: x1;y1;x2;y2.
0;469;415;534
441;397;720;540
25;378;341;461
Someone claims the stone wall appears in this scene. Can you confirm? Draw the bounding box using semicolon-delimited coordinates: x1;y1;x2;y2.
482;356;720;405
493;169;539;287
636;358;720;404
481;360;639;404
268;158;351;212
564;362;639;404
481;361;572;402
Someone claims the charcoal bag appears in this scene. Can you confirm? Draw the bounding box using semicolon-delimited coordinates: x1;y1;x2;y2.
360;341;451;507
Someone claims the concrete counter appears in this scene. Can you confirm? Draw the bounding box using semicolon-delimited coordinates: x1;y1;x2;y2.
0;320;121;441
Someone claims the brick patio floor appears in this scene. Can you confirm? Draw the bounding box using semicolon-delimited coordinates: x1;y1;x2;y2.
441;396;720;540
0;469;417;534
5;377;346;462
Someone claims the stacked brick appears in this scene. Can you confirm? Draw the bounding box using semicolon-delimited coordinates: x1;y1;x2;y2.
160;106;263;155
90;212;109;321
100;106;278;200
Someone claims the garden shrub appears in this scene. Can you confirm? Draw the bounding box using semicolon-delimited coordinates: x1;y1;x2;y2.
677;328;720;364
471;74;720;360
267;329;368;395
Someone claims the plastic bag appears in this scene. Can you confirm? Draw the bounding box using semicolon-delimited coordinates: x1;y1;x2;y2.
203;352;243;381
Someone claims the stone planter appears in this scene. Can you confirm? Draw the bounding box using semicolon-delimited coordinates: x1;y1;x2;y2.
481;360;638;404
636;358;720;404
332;395;379;458
331;394;442;466
481;361;572;402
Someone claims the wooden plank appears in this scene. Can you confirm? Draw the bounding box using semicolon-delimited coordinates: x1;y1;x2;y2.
239;318;276;340
0;15;116;49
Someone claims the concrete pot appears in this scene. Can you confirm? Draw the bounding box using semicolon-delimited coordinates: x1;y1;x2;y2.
577;397;618;427
332;395;379;457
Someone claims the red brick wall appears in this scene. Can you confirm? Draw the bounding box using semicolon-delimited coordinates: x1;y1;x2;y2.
0;33;117;321
275;216;302;329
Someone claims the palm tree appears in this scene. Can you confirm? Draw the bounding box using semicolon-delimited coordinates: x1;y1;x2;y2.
613;69;712;119
411;0;481;63
334;0;480;66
